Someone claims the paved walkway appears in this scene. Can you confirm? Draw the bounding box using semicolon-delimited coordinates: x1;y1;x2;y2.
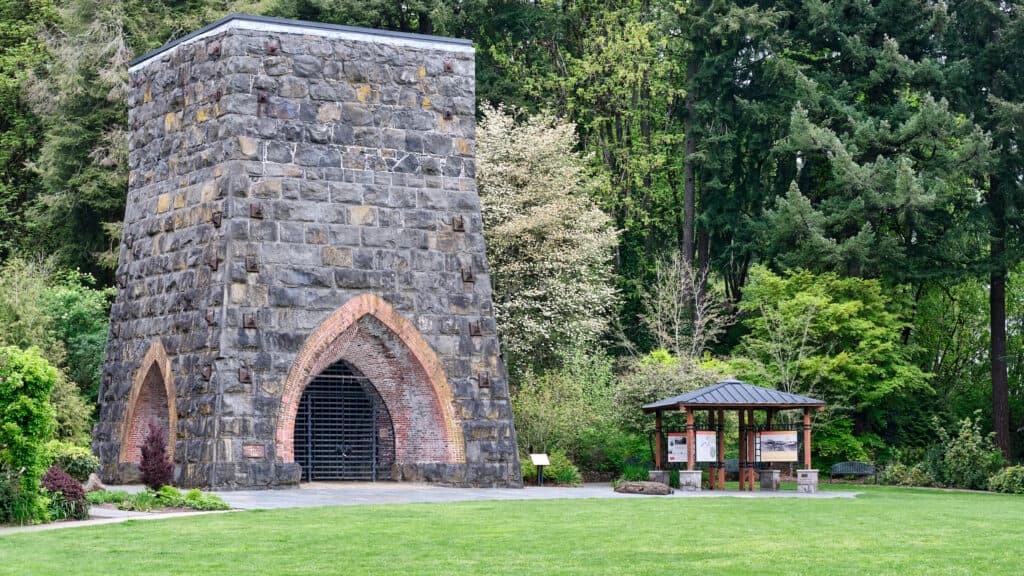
217;482;861;509
0;483;860;535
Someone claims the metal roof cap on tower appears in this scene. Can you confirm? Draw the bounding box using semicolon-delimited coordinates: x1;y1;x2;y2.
130;13;473;71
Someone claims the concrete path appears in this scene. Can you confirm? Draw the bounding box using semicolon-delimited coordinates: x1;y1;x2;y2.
215;482;860;510
0;483;859;536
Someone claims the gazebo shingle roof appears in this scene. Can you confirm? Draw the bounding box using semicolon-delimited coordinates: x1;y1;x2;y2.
642;379;825;412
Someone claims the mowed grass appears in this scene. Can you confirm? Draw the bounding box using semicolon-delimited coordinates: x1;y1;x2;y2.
2;486;1022;575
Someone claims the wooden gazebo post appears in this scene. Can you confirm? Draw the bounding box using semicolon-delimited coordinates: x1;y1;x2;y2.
803;408;812;469
716;409;725;489
741;407;749;487
685;407;695;471
706;410;715;490
747;408;755;491
654;410;664;470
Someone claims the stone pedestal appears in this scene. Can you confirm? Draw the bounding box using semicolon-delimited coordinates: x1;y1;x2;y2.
760;469;781;491
797;469;819;493
678;470;702;492
648;470;670;485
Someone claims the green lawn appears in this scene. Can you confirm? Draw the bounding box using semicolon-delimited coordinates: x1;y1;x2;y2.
2;486;1022;575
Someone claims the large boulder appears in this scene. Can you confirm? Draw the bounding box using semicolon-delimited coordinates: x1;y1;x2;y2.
83;473;107;493
614;481;673;495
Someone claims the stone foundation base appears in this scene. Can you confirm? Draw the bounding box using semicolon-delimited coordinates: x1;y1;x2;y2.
648;470;670;485
760;469;781;491
797;469;819;493
678;470;702;491
103;460;523;490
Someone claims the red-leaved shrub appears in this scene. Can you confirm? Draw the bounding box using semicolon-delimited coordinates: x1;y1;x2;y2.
140;422;173;490
41;465;89;520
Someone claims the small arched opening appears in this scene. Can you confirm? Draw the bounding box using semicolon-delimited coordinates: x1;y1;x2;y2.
120;340;176;465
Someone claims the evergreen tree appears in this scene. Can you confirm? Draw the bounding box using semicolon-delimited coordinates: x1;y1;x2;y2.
943;0;1024;457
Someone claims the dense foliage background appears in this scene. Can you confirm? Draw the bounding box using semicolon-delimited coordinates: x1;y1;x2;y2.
0;0;1020;493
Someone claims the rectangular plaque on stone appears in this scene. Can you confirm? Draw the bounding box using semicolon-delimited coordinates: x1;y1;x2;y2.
242;444;265;459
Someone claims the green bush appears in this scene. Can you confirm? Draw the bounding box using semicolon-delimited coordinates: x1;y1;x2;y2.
880;461;934;487
183;489;231;511
576;428;650;476
621;463;649;482
117;490;157;511
520;451;582;486
988;466;1024;494
45;441;98;482
109;488;230;512
520;457;537;484
669;469;680;489
86;490;130;505
155;485;185;507
545;450;582;486
934;413;1004;490
0;346;58;509
812;416;870;469
0;469;39;525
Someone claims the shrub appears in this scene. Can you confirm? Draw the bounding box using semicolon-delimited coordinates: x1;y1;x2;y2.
183;489;230;511
0;346;59;502
109;488;230;512
117;490;157;512
545;450;582;486
40;465;88;520
520;456;537;484
621;463;649;482
880;462;934;487
669;469;680;489
86;490;130;505
934;413;1004;490
45;441;98;482
511;351;616;461
155;485;185;507
988;466;1024;494
48;373;93;445
520;450;582;486
0;469;38;525
139;422;173;490
576;428;650;476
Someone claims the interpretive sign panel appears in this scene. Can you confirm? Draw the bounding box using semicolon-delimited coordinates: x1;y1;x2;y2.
759;431;799;462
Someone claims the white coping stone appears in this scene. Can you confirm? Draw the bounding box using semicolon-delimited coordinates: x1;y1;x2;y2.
129;17;474;73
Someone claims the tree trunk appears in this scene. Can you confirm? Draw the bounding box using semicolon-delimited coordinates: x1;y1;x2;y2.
989;174;1010;458
683;59;697;269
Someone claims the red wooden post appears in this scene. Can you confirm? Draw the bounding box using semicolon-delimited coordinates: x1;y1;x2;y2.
707;410;716;490
747;408;755;491
717;409;725;489
686;407;695;471
654;410;664;470
803;408;812;469
741;407;749;487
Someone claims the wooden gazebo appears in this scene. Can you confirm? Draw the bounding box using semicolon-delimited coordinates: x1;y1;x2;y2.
642;379;826;490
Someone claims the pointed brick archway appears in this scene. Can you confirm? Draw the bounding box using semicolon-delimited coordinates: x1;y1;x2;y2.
276;294;465;469
119;339;177;464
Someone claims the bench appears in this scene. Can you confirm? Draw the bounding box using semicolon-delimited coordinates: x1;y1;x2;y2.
829;461;877;484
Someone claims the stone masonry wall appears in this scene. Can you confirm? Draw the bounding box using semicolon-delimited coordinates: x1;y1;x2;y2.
95;16;521;489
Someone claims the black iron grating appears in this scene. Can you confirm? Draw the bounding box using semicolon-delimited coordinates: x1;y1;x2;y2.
294;360;395;481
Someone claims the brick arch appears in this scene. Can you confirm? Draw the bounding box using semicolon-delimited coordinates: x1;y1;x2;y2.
119;339;177;463
276;293;465;465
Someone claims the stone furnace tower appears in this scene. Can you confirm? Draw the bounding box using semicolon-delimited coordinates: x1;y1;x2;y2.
93;14;521;489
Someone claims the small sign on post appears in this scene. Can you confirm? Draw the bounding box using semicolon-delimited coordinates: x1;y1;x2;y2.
530;453;550;486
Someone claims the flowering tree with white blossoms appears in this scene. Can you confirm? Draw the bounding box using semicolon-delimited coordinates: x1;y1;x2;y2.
477;106;619;375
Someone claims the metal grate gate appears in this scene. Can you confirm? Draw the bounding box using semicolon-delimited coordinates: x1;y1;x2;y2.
294;360;395;481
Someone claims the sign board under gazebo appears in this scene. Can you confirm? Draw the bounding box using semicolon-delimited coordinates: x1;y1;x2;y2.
642;379;825;492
